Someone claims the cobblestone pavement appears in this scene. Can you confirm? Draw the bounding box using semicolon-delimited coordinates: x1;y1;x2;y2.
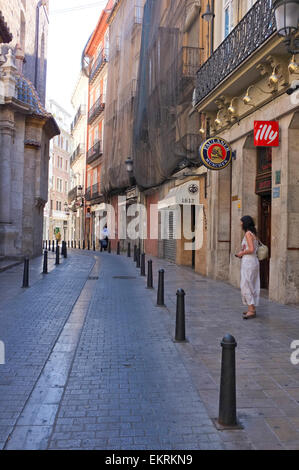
0;249;299;450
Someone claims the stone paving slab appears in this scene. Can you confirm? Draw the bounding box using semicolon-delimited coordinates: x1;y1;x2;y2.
1;249;299;450
135;253;299;450
47;253;226;450
0;251;95;448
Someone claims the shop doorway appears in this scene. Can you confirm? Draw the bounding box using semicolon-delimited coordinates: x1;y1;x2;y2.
259;195;271;289
191;205;196;270
255;147;272;290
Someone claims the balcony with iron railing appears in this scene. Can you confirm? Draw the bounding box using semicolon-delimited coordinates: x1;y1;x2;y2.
91;183;100;200
86;140;103;165
70;144;85;166
85;187;91;201
89;48;109;83
68;186;78;204
194;0;276;107
88;95;105;124
71;105;86;133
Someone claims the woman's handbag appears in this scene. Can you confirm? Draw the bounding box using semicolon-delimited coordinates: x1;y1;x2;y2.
257;240;269;261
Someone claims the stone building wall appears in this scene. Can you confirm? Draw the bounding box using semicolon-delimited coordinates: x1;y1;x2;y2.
0;0;49;103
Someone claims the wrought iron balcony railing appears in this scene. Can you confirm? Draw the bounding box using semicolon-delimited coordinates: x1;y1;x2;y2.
90;48;109;82
87;140;103;165
71;105;86;133
68;186;78;204
91;183;100;200
85;187;91;201
70;144;85;166
88;96;105;124
194;0;276;107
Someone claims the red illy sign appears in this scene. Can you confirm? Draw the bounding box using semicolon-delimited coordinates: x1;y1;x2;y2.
254;121;279;147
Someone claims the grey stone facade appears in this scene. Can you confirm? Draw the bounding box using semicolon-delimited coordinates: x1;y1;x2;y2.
0;0;49;104
0;1;59;260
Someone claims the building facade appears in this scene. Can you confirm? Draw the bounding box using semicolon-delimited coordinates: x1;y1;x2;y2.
84;0;113;248
194;0;299;304
0;0;49;105
0;1;59;260
100;0;145;251
44;100;72;244
68;71;88;246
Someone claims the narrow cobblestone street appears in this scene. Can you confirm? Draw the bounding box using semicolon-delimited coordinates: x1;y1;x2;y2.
0;250;299;450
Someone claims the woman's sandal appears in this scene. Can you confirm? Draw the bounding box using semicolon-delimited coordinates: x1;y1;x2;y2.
243;312;256;320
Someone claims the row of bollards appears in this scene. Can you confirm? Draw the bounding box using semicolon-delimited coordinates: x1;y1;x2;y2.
44;240;100;252
25;239;70;289
126;245;240;429
48;236;239;430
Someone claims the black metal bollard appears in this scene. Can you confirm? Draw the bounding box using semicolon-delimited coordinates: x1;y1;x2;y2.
78;240;81;250
88;240;90;251
175;289;186;342
74;240;76;249
217;334;239;429
55;245;60;265
117;241;120;255
134;245;137;262
64;242;67;259
83;240;85;250
127;242;131;258
48;240;51;251
140;253;146;276
43;250;48;274
71;240;73;249
108;241;111;253
136;248;141;268
157;269;165;306
93;241;96;251
22;257;29;288
147;260;153;289
52;240;55;253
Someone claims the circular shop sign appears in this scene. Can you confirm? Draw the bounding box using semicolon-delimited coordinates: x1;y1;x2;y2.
200;137;232;171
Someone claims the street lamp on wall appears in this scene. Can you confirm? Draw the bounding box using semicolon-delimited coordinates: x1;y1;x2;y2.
77;185;83;197
64;202;70;216
273;0;299;53
202;1;215;57
125;156;136;187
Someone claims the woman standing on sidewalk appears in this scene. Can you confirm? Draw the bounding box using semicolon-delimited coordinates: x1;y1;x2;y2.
236;216;260;320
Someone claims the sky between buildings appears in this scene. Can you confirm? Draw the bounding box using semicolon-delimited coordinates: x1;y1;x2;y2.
47;0;107;115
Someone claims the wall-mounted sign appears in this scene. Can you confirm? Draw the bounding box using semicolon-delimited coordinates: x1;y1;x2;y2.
275;170;281;185
188;183;199;194
199;138;232;171
256;175;272;195
273;187;281;199
254;121;279;147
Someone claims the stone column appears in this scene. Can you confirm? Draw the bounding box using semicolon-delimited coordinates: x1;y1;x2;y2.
0;117;17;257
0;120;14;223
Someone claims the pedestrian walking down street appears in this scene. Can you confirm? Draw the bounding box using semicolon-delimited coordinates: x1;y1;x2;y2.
100;224;109;252
236;216;260;320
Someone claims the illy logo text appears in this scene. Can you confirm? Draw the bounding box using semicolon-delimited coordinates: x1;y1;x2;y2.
254;121;279;147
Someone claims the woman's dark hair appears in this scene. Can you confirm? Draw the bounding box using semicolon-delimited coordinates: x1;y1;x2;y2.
241;216;257;235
